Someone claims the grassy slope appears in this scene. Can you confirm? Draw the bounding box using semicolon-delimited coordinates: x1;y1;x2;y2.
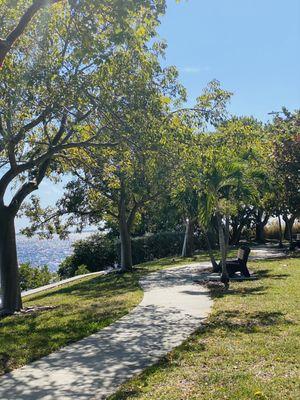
0;273;142;375
110;257;300;400
0;249;228;375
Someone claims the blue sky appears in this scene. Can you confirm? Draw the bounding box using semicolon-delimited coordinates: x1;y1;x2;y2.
159;0;300;119
15;0;300;231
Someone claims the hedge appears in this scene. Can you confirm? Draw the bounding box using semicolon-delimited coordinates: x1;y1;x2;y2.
58;231;203;278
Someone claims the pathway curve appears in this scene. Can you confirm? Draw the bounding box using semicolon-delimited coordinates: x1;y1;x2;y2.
249;245;286;260
0;263;212;400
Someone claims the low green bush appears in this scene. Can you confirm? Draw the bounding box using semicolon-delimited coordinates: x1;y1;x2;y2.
75;264;90;276
58;231;204;278
130;232;185;264
19;263;57;291
58;233;116;278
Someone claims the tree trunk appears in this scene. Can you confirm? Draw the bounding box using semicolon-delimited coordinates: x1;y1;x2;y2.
230;219;239;245
204;231;219;272
255;222;265;243
0;208;22;315
255;209;268;243
278;215;284;248
182;219;194;257
217;214;229;288
118;196;133;271
119;223;132;271
186;220;195;257
283;215;296;244
231;223;244;245
283;215;295;250
225;216;230;252
230;216;248;245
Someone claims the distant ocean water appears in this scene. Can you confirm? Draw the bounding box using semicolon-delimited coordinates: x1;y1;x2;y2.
16;232;94;272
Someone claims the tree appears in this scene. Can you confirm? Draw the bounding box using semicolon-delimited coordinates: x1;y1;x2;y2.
0;0;167;314
0;0;61;67
195;115;267;283
0;0;167;67
269;109;300;249
56;128;175;271
23;47;183;271
168;80;234;258
198;163;242;287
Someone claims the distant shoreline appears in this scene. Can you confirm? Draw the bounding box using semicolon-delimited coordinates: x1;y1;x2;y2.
16;232;96;272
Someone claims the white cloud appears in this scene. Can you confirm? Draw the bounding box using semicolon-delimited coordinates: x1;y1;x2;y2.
181;66;210;74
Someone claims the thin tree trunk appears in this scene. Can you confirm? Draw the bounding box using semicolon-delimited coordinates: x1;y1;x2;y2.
182;219;194;257
287;218;295;250
186;219;195;257
255;223;265;243
278;215;283;248
204;231;219;272
283;215;296;246
225;216;230;252
181;218;189;257
255;209;268;243
0;208;22;315
217;214;229;288
230;217;248;245
230;219;239;245
118;192;133;271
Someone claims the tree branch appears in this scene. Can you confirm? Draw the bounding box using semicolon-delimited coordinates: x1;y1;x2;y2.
0;0;62;66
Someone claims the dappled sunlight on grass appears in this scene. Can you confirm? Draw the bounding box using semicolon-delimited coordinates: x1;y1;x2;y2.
0;251;216;375
110;257;300;400
0;272;143;375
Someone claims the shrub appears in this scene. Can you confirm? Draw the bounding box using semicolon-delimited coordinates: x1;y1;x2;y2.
57;256;77;279
75;264;90;276
58;233;116;278
129;232;186;264
58;231;204;278
19;263;57;291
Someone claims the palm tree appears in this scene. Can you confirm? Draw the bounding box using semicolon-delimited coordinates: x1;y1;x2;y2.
198;163;252;288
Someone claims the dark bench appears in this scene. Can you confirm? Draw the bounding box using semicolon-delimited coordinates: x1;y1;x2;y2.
216;246;251;278
226;246;251;277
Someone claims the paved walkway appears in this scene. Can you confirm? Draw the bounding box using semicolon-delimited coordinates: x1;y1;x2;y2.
0;263;212;400
22;270;114;298
249;245;286;260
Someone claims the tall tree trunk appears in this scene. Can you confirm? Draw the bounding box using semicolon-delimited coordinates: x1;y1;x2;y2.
225;216;230;252
283;215;296;245
217;213;229;288
288;222;294;250
230;219;239;245
119;221;132;271
186;219;195;257
231;223;244;245
182;219;194;257
255;209;268;243
204;231;219;272
283;215;295;250
278;215;283;248
0;207;22;315
255;222;265;243
118;193;133;271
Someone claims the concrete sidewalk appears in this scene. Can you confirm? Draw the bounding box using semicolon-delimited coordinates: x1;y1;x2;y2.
0;263;212;400
22;269;114;298
249;245;286;260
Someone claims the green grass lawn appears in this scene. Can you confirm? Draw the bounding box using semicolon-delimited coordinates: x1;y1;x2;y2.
110;257;300;400
0;272;143;375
